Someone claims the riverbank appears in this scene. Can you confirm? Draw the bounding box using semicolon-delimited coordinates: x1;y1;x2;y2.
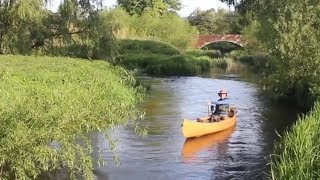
230;50;320;179
115;39;233;76
270;102;320;179
0;55;145;179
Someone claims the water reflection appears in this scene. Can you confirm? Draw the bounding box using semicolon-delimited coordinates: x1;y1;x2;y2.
36;70;304;180
182;125;236;163
89;75;302;180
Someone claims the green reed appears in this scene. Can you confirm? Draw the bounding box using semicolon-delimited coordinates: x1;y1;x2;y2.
116;39;229;76
270;101;320;180
0;55;145;179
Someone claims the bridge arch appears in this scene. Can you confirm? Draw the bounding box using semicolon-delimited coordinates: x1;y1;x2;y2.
196;34;246;49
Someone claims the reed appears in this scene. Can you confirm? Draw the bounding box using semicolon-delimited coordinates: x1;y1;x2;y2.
116;39;229;76
270;101;320;180
0;55;145;179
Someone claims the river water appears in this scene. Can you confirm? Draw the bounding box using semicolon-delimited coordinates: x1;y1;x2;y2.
89;73;302;180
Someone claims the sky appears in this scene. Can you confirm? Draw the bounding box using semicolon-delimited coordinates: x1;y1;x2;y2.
47;0;231;17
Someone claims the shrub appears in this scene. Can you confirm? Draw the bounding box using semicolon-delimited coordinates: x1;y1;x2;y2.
0;55;144;179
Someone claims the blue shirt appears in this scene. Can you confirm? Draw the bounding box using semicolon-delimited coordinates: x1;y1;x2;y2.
210;98;230;115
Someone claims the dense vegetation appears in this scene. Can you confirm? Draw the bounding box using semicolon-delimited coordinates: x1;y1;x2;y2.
0;0;195;58
0;55;145;179
187;8;243;34
0;0;230;179
2;0;319;178
117;0;182;15
222;0;320;178
0;0;117;59
270;102;320;180
116;39;229;76
103;7;198;50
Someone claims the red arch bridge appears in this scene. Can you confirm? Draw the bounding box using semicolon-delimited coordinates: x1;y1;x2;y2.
196;34;246;49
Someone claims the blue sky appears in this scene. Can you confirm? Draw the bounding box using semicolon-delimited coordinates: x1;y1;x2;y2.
47;0;230;17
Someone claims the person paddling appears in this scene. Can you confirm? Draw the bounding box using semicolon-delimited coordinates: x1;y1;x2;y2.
197;89;236;123
208;89;230;122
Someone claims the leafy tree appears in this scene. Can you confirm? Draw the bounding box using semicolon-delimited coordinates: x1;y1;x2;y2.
101;7;198;50
257;0;320;101
232;0;320;104
0;0;47;54
187;8;242;34
117;0;181;15
0;0;117;58
164;0;182;11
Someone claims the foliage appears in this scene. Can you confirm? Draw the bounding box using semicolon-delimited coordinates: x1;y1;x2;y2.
270;101;320;180
116;39;229;76
102;7;198;50
228;51;273;74
203;41;242;53
0;1;193;58
220;1;320;179
229;0;320;178
0;55;144;179
249;0;320;107
164;0;182;11
0;0;117;59
185;49;221;59
187;8;243;34
241;20;268;53
0;0;47;54
118;39;182;55
117;0;167;16
117;0;181;16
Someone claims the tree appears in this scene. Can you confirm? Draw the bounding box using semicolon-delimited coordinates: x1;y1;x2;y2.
0;0;117;58
187;8;242;34
117;0;181;15
164;0;182;11
0;0;48;54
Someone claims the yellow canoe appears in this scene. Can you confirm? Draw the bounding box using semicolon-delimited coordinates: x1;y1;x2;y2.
182;115;236;138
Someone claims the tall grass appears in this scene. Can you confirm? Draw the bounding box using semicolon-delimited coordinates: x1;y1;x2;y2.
0;55;144;179
270;101;320;179
226;50;274;74
185;49;222;59
118;39;182;56
116;39;230;76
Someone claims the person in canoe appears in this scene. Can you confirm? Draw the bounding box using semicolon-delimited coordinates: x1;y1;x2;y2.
197;89;236;123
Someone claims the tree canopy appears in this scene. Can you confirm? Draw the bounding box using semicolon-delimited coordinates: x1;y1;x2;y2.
0;0;116;58
117;0;181;15
187;8;243;34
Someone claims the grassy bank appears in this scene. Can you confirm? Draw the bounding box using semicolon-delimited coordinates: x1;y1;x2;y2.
226;50;273;74
116;39;231;76
270;101;320;179
226;50;316;108
229;50;320;178
0;55;144;179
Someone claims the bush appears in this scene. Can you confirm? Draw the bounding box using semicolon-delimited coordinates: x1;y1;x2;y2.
103;7;198;50
118;39;182;56
115;39;230;76
185;49;222;59
0;55;144;179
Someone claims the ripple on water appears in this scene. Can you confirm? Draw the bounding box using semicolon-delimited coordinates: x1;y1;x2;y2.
88;76;301;180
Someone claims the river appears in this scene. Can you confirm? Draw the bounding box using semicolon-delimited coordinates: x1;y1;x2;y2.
89;72;302;180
